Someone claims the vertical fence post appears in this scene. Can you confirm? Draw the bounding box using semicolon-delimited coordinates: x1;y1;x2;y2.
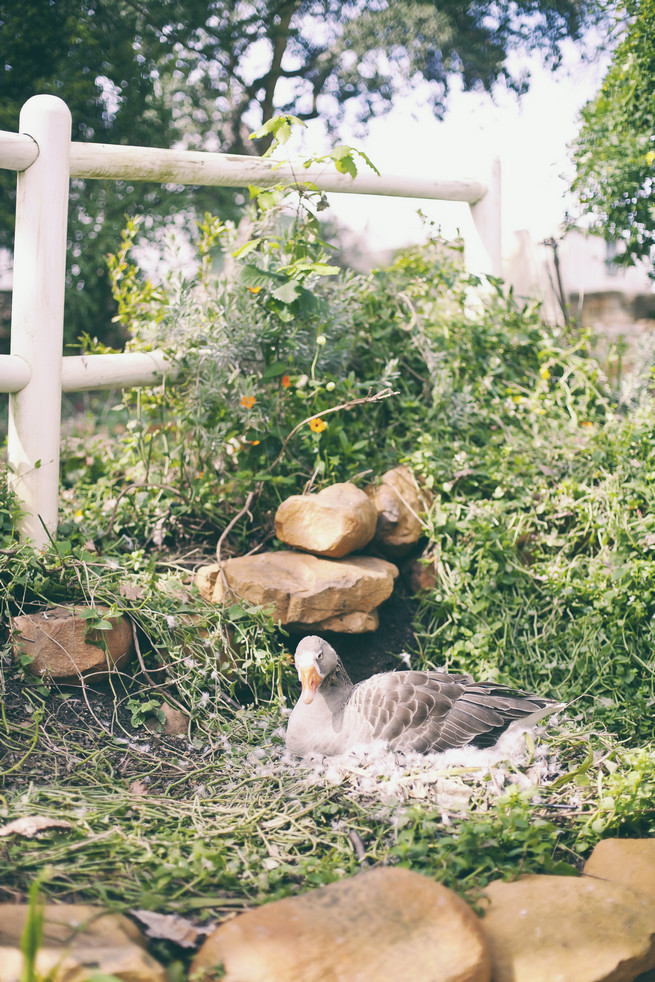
469;156;502;278
7;95;71;548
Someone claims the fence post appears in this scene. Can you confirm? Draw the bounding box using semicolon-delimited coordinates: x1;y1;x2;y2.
7;95;71;548
469;156;502;278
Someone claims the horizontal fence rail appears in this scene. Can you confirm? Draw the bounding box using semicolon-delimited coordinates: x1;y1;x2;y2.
0;94;501;547
69;141;489;202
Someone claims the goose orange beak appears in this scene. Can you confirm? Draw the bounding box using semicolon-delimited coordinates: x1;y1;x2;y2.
299;664;322;704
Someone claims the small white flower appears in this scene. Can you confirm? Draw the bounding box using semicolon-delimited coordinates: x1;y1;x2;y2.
165;614;177;630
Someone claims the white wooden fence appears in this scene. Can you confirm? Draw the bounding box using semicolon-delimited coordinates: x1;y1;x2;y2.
0;94;501;548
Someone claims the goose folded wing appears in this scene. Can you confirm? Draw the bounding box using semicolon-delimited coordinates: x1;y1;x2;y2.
435;683;554;750
345;671;466;749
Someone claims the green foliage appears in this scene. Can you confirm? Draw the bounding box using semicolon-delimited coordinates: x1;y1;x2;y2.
3;168;655;926
571;0;655;271
390;788;578;890
53;184;655;746
100;167;403;547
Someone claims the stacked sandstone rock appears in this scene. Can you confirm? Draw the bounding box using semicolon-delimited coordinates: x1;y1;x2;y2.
195;466;432;634
7;467;430;685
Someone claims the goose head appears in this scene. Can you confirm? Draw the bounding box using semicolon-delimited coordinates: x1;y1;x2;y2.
294;635;340;704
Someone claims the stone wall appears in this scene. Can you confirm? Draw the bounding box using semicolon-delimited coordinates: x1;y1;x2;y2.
569;289;655;374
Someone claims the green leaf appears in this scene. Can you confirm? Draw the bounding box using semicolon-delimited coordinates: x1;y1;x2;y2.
231;238;262;259
330;146;358;179
92;619;114;631
272;280;302;304
249;114;306;148
262;363;291;379
240;265;282;288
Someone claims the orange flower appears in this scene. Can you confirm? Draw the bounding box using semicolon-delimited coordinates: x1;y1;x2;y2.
309;417;327;433
281;374;291;389
249;285;262;294
250;439;261;446
240;395;256;409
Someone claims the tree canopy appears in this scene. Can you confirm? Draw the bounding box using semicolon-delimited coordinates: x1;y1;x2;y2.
571;0;655;272
0;0;604;343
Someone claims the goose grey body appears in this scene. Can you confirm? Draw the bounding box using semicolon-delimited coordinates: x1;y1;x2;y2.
286;635;563;757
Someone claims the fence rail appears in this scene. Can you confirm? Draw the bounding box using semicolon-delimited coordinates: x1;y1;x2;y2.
0;94;501;547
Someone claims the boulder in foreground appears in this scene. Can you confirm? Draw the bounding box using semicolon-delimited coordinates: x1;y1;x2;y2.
583;837;655;899
192;866;491;982
481;873;655;982
0;903;167;982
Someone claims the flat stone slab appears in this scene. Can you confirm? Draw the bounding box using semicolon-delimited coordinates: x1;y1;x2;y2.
196;552;398;631
583;837;655;898
191;866;491;982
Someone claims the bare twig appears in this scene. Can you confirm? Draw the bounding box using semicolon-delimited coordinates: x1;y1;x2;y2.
348;829;368;865
216;490;257;564
270;387;398;470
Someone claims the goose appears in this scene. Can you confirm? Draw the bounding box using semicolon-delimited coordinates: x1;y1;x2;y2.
286;635;564;757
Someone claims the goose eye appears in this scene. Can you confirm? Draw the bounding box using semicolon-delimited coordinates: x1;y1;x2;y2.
316;651;322;660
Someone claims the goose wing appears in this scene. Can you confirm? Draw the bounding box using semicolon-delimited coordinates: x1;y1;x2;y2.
438;682;559;750
343;672;557;753
343;670;469;753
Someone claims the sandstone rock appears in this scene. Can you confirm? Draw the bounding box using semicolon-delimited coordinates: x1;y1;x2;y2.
197;552;398;632
144;702;189;737
408;556;439;593
191;866;491;982
11;606;134;683
275;482;377;558
366;466;433;557
584;838;655;899
481;874;655;982
0;903;167;982
309;609;380;633
195;564;220;601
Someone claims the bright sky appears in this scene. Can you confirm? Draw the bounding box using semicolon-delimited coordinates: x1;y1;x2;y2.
291;35;613;259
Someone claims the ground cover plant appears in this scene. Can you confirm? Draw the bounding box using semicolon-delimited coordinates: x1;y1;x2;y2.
1;156;655;971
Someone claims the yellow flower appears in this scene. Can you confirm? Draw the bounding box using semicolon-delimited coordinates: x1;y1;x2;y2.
249;285;262;294
540;365;551;381
240;395;256;409
647;150;655;167
309;417;327;432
